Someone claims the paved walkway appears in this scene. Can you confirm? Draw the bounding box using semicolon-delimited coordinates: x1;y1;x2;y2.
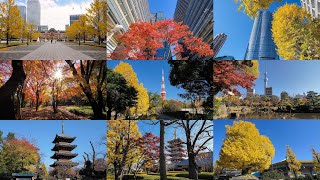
20;42;94;60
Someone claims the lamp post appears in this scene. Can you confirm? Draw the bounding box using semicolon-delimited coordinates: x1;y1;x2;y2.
78;30;80;46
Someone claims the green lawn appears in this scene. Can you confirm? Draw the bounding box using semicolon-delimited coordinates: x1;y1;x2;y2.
65;106;106;119
108;171;213;180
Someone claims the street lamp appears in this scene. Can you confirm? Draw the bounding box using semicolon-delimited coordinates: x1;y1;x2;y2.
78;30;80;46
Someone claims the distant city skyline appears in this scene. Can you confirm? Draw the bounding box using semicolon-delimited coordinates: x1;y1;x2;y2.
16;0;91;30
238;61;320;97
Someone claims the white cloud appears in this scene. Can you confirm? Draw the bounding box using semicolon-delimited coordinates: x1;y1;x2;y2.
40;0;91;30
12;0;92;31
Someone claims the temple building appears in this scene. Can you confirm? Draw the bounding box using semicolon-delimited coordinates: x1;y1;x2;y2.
50;121;78;179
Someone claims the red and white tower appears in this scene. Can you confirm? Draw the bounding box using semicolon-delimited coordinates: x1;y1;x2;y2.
161;69;166;101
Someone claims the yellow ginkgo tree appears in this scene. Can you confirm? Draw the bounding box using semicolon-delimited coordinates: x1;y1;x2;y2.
218;121;275;175
234;0;281;18
272;4;320;60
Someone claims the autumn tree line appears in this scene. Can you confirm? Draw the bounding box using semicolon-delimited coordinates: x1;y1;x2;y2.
107;60;214;120
234;0;320;59
215;121;320;180
0;60;106;120
66;0;107;45
107;120;213;180
0;0;41;45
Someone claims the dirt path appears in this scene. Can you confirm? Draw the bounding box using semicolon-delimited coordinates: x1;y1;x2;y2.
21;106;89;120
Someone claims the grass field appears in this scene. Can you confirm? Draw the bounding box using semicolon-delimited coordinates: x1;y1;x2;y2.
107;171;213;180
65;106;106;119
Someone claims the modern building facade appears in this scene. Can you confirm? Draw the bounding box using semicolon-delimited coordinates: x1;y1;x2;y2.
301;0;320;18
174;0;213;46
244;11;279;60
70;14;82;25
212;33;227;57
27;0;41;27
18;6;26;21
38;25;49;32
107;0;151;57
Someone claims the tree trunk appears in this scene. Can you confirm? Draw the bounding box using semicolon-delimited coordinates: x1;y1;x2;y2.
6;31;9;45
36;89;39;111
0;61;26;120
83;32;86;43
160;120;167;180
188;153;198;180
107;109;112;120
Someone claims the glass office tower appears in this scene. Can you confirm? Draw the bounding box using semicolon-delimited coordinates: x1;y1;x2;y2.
244;11;279;60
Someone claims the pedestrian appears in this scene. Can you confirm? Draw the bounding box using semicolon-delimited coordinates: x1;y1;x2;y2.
51;39;53;44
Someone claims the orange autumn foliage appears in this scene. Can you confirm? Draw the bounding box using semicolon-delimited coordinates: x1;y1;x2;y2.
111;19;213;60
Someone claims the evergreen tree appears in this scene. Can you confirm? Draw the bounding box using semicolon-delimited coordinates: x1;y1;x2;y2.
286;145;301;179
312;147;320;174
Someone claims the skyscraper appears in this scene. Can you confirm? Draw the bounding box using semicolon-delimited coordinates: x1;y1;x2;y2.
70;14;82;25
161;69;166;101
151;11;166;24
27;0;41;27
174;0;213;46
107;0;151;56
301;0;320;19
212;33;227;57
18;6;26;21
244;11;279;60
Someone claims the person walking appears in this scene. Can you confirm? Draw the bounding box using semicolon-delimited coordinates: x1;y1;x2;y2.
51;39;53;44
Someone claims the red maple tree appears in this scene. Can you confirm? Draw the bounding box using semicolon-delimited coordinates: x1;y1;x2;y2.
213;61;256;96
110;19;213;60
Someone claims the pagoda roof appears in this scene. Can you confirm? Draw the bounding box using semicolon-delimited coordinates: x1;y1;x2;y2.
52;134;76;143
50;161;79;167
51;152;78;159
52;144;77;151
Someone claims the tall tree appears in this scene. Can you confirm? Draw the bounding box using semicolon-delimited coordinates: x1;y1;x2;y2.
111;19;213;60
106;68;138;120
148;92;161;115
107;120;142;180
272;4;320;60
86;0;107;45
218;121;275;175
286;145;301;179
134;132;160;177
0;0;23;45
213;60;257;96
0;60;26;120
176;120;213;179
0;137;40;173
114;62;150;117
65;60;106;119
169;60;213;119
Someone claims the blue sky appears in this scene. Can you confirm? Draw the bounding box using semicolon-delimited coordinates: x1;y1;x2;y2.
107;60;186;101
214;0;301;59
137;120;213;158
148;0;178;18
237;61;320;97
214;120;320;163
0;120;106;170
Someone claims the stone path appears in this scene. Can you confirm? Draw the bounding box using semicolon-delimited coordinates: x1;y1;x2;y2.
20;42;94;60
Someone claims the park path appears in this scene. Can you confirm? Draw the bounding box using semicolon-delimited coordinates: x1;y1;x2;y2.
20;42;94;60
21;106;88;120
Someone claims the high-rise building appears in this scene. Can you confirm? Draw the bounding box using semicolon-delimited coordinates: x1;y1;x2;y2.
264;67;273;97
244;11;279;60
50;122;78;178
281;91;289;100
70;14;82;25
38;25;48;32
174;0;213;46
247;88;255;97
27;0;41;27
151;11;166;24
18;6;26;21
301;0;320;19
107;0;151;57
161;69;166;101
212;33;227;57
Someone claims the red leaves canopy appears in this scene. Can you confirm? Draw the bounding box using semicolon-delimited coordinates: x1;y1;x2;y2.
111;19;213;60
213;61;256;96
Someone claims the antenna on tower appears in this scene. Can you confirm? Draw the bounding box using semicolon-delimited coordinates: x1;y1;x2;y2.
174;127;177;140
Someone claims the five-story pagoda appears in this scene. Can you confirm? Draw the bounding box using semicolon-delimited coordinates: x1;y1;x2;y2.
50;121;78;179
